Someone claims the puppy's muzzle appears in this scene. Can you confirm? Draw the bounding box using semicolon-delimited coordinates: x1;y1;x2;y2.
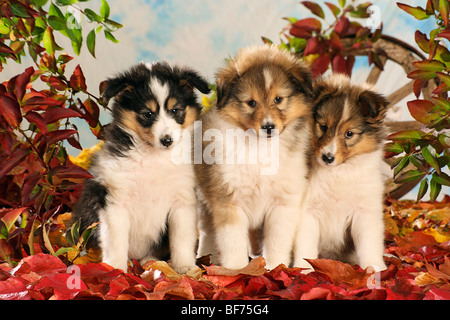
160;135;173;148
321;153;335;165
261;123;275;137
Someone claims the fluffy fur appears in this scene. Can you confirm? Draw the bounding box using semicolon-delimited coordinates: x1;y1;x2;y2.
73;62;210;273
195;45;314;269
293;73;389;271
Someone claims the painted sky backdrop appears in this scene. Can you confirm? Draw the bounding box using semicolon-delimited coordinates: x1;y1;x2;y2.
1;0;445;199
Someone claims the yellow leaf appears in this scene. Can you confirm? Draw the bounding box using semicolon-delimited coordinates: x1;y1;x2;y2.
423;228;450;243
69;141;104;170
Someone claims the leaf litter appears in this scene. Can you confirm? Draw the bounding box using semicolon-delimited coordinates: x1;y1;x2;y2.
0;196;449;300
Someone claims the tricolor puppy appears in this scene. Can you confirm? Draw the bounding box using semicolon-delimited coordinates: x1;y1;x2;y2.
73;62;210;273
294;73;388;271
195;45;313;269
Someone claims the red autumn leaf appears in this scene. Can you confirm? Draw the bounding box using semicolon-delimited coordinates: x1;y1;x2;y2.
306;258;371;289
425;287;450;300
332;54;347;74
301;1;325;19
24;111;48;134
34;274;87;300
14;67;34;102
289;27;312;39
70;64;87;92
0;42;15;55
153;277;195;300
311;54;331;77
44;129;78;146
334;16;350;37
0;147;29;180
0;277;30;300
1;207;27;231
304;37;322;56
292;18;322;33
407;99;438;124
203;256;267;277
42;107;81;124
47;76;68;91
0;94;22;127
22;92;63;107
328;31;344;50
14;253;67;276
437;27;450;41
415;30;430;53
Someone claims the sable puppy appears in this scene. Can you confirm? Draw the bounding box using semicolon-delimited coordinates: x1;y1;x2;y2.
294;73;388;271
195;45;313;269
73;62;210;273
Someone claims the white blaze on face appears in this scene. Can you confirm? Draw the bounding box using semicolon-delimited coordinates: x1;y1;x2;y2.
149;77;182;148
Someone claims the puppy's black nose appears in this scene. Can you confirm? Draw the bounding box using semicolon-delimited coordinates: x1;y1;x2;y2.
261;123;275;135
322;153;335;164
160;135;173;147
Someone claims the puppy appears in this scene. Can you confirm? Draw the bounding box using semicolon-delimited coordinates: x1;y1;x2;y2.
294;73;388;271
195;45;313;269
73;62;210;273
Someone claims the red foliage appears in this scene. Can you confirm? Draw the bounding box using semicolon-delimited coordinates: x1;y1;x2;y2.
1;196;449;300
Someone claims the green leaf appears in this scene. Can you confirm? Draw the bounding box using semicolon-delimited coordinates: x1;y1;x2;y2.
433;172;450;186
429;174;442;202
30;0;49;8
55;0;78;5
387;130;423;141
87;29;96;58
102;18;123;32
422;145;441;174
47;15;67;31
43;26;62;54
412;60;446;72
397;3;431;20
54;247;74;256
417;178;428;201
338;0;346;8
394;155;410;178
66;21;82;55
395;169;426;183
436;72;450;87
49;3;65;19
439;0;449;25
84;8;103;23
385;142;404;154
100;0;110;19
0;19;10;34
104;30;119;43
10;3;30;18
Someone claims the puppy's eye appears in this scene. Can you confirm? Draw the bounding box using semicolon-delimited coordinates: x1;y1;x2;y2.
319;125;328;133
247;100;256;108
345;131;354;138
274;96;283;104
142;111;154;119
171;108;182;115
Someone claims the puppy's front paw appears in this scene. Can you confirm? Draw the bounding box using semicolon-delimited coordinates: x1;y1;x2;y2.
172;264;198;275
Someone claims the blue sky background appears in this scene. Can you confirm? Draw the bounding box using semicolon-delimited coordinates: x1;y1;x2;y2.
1;0;446;200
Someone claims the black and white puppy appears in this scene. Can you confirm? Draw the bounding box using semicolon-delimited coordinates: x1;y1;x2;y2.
73;62;210;273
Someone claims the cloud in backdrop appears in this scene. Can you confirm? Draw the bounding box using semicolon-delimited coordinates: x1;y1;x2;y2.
0;0;445;199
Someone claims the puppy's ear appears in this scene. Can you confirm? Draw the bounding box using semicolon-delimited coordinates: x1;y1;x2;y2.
101;76;134;104
288;63;313;98
216;62;239;109
177;68;211;94
358;90;389;122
